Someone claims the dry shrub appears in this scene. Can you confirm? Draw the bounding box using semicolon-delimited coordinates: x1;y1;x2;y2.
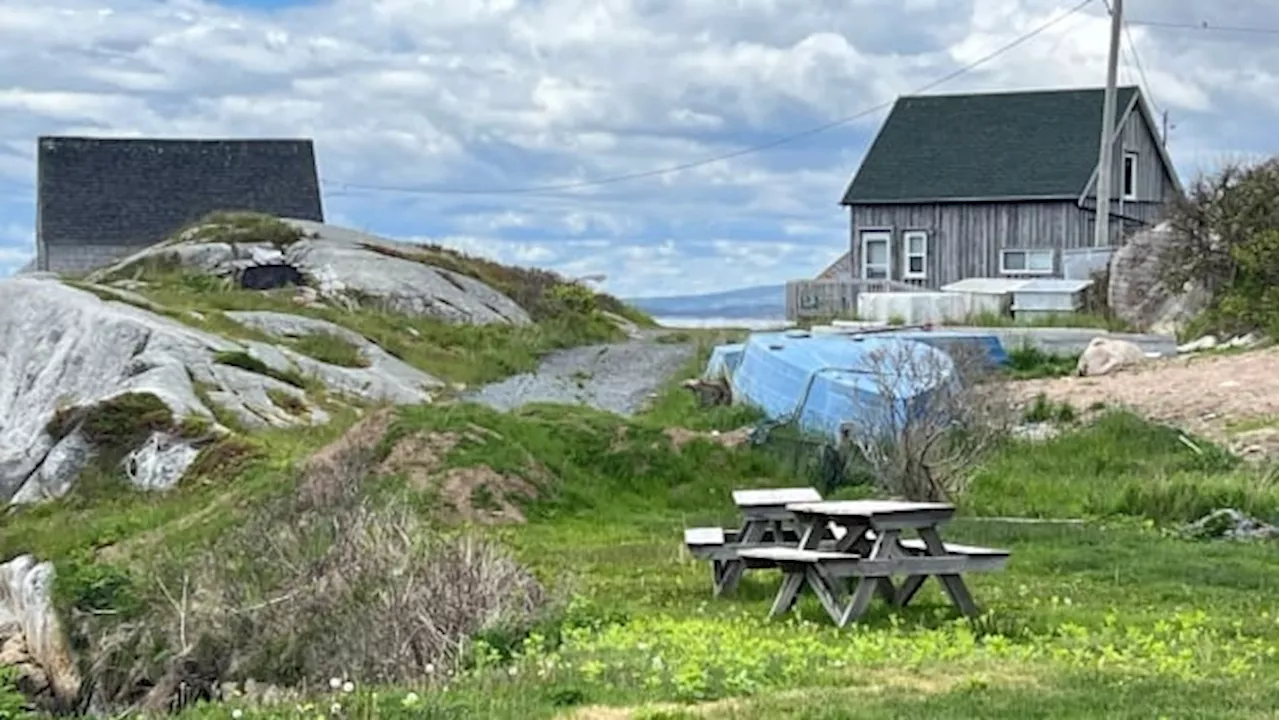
84;411;548;713
841;340;1013;502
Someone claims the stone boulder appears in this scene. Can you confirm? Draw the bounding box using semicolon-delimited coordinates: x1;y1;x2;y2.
0;556;80;711
0;276;441;504
1107;222;1210;334
86;219;532;326
1076;337;1148;377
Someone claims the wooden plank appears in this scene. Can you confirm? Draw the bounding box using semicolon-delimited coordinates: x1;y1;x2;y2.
733;487;822;508
897;538;1010;557
790;500;956;530
684;527;726;546
788;500;953;516
738;548;1008;576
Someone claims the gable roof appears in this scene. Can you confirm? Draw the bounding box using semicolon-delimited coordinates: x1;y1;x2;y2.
840;86;1142;204
37;136;324;249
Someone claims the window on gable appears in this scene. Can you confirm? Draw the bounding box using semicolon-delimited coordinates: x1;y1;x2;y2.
1122;151;1138;200
902;230;928;279
1000;249;1054;275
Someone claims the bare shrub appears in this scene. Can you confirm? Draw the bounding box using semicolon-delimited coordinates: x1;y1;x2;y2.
840;341;1013;502
83;412;549;713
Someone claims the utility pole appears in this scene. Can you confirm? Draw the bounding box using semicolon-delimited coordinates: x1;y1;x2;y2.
1093;0;1124;247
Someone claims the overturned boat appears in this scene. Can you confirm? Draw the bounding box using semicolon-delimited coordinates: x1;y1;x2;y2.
703;327;1006;441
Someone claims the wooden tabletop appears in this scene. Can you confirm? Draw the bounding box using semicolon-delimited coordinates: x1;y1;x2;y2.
787;500;955;518
732;487;822;508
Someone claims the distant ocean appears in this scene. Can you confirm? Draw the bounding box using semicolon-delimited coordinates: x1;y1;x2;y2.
652;316;794;331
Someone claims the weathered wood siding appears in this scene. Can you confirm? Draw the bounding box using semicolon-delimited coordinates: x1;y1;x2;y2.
849;200;1114;289
848;99;1178;290
1082;97;1178;228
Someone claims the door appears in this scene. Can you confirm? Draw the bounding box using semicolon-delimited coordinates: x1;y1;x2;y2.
860;231;891;280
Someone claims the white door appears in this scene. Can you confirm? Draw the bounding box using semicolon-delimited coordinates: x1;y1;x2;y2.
861;231;891;280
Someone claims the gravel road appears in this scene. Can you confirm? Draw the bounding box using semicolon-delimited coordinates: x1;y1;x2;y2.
465;332;696;416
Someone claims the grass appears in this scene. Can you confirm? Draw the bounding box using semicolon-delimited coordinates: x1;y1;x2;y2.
959;310;1133;332
8;389;1277;718
175;210;304;248
288;331;369;368
123;270;632;386
214;349;312;389
1003;343;1079;379
359;241;654;329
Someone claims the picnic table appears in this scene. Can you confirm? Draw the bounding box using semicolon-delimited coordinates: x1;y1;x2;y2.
684;487;831;596
738;499;1009;627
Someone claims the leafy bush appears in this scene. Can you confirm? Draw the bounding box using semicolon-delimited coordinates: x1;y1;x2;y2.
1163;157;1279;340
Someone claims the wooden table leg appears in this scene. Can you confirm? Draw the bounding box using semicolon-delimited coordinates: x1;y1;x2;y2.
768;567;806;618
837;577;880;627
716;519;765;596
918;526;979;616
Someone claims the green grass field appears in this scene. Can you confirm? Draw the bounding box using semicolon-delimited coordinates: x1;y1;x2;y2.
134;398;1276;720
4;329;1276;720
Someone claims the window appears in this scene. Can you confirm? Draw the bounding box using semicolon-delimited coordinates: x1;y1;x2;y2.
902;230;928;279
1122;151;1138;200
861;231;890;280
1000;249;1054;275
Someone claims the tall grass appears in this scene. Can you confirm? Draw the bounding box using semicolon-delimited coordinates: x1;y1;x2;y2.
965;411;1277;523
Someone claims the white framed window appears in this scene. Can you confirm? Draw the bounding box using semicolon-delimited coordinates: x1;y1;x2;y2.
1000;248;1054;275
860;230;891;280
902;230;928;279
1122;150;1138;200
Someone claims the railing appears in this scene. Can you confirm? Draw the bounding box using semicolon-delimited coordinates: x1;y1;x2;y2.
785;278;925;320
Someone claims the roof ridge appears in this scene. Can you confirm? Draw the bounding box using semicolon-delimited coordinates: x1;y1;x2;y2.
899;85;1140;101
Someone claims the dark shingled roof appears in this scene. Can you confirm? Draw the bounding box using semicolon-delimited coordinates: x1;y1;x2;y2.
840;86;1141;204
37;136;324;248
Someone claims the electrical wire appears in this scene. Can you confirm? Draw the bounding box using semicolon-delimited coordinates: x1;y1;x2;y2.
1125;19;1279;35
1100;0;1163;115
323;0;1095;198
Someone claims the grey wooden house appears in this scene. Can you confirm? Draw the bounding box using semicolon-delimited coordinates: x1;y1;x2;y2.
35;136;324;274
836;85;1181;289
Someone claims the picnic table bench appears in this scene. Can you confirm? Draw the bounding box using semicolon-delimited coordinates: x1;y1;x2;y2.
738;500;1009;627
684;487;842;596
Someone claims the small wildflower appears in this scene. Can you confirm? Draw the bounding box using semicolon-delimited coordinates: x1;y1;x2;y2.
330;702;343;715
341;680;355;694
507;666;519;677
401;692;421;708
232;710;244;720
328;677;342;690
425;663;435;675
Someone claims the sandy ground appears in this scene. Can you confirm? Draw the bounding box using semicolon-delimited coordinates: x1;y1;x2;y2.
1014;348;1280;458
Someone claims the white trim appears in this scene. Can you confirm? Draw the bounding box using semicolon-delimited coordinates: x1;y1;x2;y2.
902;230;928;280
860;230;891;280
1122;150;1139;201
999;248;1055;275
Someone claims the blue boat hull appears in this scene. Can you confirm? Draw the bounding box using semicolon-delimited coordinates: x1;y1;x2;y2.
879;330;1009;368
712;332;957;441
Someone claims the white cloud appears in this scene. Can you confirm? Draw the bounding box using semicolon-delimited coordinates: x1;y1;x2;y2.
0;0;1275;298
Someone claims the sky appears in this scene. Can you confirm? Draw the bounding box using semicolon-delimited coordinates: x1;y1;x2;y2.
0;0;1276;298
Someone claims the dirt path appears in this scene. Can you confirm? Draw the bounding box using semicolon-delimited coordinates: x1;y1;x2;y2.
1013;348;1279;458
465;330;695;417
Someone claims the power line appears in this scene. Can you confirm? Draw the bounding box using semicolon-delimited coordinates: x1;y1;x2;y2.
1125;19;1280;35
324;0;1095;198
